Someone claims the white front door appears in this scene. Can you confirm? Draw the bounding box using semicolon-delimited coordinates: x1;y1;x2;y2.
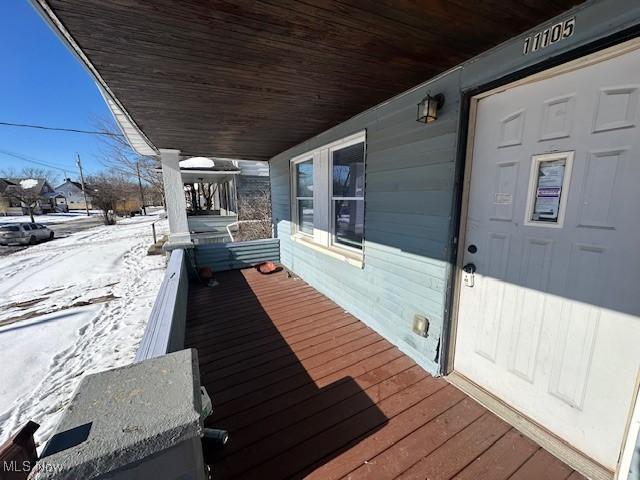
454;44;640;472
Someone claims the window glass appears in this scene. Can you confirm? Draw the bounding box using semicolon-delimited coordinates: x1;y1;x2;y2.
296;161;314;198
334;200;364;249
295;159;313;235
22;224;31;230
332;143;365;197
297;199;314;235
0;226;19;232
332;142;365;249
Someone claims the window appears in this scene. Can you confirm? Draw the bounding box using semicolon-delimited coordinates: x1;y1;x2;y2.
290;131;366;263
294;159;314;235
331;142;365;250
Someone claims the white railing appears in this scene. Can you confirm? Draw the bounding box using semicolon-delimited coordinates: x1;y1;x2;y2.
225;219;268;242
187;214;238;234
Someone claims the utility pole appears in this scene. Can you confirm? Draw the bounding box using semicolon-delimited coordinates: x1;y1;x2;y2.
136;161;147;215
76;153;90;217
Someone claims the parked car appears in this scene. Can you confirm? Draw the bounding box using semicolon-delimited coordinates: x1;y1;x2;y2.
0;223;54;246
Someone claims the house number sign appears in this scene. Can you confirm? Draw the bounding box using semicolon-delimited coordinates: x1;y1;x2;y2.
523;17;575;55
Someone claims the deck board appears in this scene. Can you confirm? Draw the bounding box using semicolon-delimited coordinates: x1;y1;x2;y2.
185;268;583;479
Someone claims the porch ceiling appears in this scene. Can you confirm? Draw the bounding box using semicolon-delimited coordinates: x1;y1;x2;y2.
42;0;582;160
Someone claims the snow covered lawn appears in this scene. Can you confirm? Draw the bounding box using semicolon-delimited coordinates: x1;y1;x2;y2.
0;211;101;224
0;214;168;449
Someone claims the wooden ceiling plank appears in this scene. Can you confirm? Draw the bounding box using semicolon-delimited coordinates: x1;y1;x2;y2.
46;0;583;158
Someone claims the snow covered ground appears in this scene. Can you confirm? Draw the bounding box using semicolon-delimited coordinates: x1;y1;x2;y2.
0;214;168;449
0;211;102;224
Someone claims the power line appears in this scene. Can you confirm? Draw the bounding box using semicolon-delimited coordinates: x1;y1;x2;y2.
0;121;124;137
0;149;77;173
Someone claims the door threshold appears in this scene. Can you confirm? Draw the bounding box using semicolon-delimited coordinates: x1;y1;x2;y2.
446;371;614;480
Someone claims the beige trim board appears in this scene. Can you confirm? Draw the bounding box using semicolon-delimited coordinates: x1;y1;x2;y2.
446;371;614;480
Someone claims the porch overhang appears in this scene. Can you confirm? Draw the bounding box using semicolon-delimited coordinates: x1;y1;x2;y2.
32;0;582;160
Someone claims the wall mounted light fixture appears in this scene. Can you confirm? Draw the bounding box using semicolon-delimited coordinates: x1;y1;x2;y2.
416;93;445;123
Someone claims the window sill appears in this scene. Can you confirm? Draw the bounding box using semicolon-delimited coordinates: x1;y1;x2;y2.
290;234;363;269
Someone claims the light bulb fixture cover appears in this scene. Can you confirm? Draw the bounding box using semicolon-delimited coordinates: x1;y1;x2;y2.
416;93;445;123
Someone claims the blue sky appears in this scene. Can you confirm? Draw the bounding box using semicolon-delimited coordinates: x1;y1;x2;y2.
0;0;114;181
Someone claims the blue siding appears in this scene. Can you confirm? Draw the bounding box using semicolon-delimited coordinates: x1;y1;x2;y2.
270;69;461;373
269;0;640;376
195;238;280;272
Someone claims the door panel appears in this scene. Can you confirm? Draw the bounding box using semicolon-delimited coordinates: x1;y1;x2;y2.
455;46;640;470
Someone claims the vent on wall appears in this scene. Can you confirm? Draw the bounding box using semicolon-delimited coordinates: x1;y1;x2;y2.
413;314;430;337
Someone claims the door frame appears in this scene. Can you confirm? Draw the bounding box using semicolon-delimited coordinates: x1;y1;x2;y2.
443;36;640;480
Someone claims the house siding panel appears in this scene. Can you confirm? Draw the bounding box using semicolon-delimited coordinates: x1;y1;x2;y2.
195;238;280;272
270;0;640;378
270;69;461;373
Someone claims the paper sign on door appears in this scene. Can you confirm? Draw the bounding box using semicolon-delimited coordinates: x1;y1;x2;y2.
531;159;565;222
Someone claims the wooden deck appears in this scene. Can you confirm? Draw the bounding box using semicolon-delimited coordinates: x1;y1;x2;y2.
185;268;585;480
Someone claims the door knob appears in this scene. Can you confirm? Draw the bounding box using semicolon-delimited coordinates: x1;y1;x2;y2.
463;263;476;274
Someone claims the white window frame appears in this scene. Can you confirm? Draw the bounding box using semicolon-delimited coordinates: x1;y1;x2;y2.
291;155;314;237
289;130;366;267
328;133;367;254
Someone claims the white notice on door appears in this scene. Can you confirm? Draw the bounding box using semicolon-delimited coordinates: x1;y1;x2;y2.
494;193;513;204
528;156;571;223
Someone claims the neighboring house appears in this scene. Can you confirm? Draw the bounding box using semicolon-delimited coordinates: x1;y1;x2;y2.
0;178;21;216
177;157;271;239
43;191;68;211
236;159;270;203
113;197;143;216
31;2;640;480
1;178;67;215
55;178;92;210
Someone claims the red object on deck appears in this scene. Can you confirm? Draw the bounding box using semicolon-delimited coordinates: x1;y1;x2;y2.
256;261;278;274
198;267;214;282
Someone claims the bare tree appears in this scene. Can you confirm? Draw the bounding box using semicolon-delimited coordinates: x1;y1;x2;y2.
21;167;59;187
235;188;272;241
0;168;61;221
0;167;17;178
0;167;59;187
198;182;217;211
184;182;219;214
86;172;138;225
5;181;42;223
93;117;164;206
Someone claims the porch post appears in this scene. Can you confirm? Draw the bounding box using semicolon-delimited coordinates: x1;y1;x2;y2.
159;148;191;246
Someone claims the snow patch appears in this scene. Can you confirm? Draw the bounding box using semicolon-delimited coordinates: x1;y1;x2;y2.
0;212;99;225
180;157;214;169
0;214;169;449
19;179;38;189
